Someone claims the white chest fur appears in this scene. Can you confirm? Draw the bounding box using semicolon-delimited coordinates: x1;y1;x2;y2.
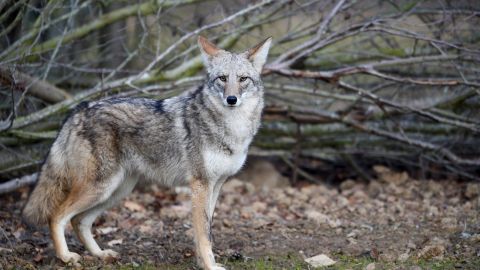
203;148;247;180
202;98;260;180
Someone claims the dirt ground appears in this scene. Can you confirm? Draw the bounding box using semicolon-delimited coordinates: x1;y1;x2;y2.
1;165;479;269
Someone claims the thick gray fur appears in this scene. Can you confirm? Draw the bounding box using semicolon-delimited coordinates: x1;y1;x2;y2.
22;36;272;270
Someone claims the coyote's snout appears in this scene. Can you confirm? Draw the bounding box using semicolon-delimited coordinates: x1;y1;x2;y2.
23;36;272;270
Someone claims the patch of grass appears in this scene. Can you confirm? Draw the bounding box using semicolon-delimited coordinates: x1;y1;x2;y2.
112;260;197;270
92;254;480;270
221;253;308;270
106;254;308;270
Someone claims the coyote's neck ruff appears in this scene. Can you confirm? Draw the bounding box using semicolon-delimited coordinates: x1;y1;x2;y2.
165;81;263;182
23;36;272;270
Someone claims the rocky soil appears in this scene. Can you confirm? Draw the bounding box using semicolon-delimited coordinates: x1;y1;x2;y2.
0;165;479;269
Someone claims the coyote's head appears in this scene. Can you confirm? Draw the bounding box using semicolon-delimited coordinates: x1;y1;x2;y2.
198;36;272;107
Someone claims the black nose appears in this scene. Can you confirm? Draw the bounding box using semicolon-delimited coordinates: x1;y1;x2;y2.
226;96;237;105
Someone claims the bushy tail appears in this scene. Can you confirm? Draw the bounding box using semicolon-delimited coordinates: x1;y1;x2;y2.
22;172;67;226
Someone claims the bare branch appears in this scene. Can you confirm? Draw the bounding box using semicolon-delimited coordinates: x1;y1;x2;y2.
272;0;347;67
25;0;203;56
0;173;37;194
294;107;480;166
0;67;71;103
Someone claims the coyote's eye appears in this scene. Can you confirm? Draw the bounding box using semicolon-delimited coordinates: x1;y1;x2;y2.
218;76;227;82
239;76;248;82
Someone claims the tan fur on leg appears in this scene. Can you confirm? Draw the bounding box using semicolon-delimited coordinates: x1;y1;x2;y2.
191;179;222;270
49;183;102;264
50;216;81;264
71;177;137;260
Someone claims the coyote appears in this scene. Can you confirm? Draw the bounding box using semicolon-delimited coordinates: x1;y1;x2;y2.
22;36;271;270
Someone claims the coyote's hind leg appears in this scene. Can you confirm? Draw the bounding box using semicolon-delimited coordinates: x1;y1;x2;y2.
72;177;137;260
72;206;118;259
50;213;82;264
50;185;101;264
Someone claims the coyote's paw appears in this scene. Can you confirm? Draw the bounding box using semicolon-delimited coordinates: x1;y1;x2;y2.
96;249;119;259
58;251;81;264
210;263;226;270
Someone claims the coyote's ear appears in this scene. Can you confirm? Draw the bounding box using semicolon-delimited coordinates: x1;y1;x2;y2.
198;36;220;68
246;37;272;73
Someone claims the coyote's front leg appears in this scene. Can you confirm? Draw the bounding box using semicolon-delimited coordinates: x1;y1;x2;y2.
190;178;225;270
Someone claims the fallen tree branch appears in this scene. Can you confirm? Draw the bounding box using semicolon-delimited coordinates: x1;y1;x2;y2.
0;67;71;103
26;0;202;56
269;55;479;87
268;67;480;133
0;173;37;194
295;107;480;166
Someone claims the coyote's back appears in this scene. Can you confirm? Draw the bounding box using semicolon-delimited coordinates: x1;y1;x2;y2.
23;97;185;225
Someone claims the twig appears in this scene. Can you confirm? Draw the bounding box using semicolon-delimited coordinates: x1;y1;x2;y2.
280;155;321;183
341;153;372;181
272;0;347;67
0;227;14;251
25;0;203;56
0;173;38;195
131;0;274;83
0;70;15;132
0;1;92;61
0;0;26;38
292;123;302;184
269;54;476;86
0;67;71;103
